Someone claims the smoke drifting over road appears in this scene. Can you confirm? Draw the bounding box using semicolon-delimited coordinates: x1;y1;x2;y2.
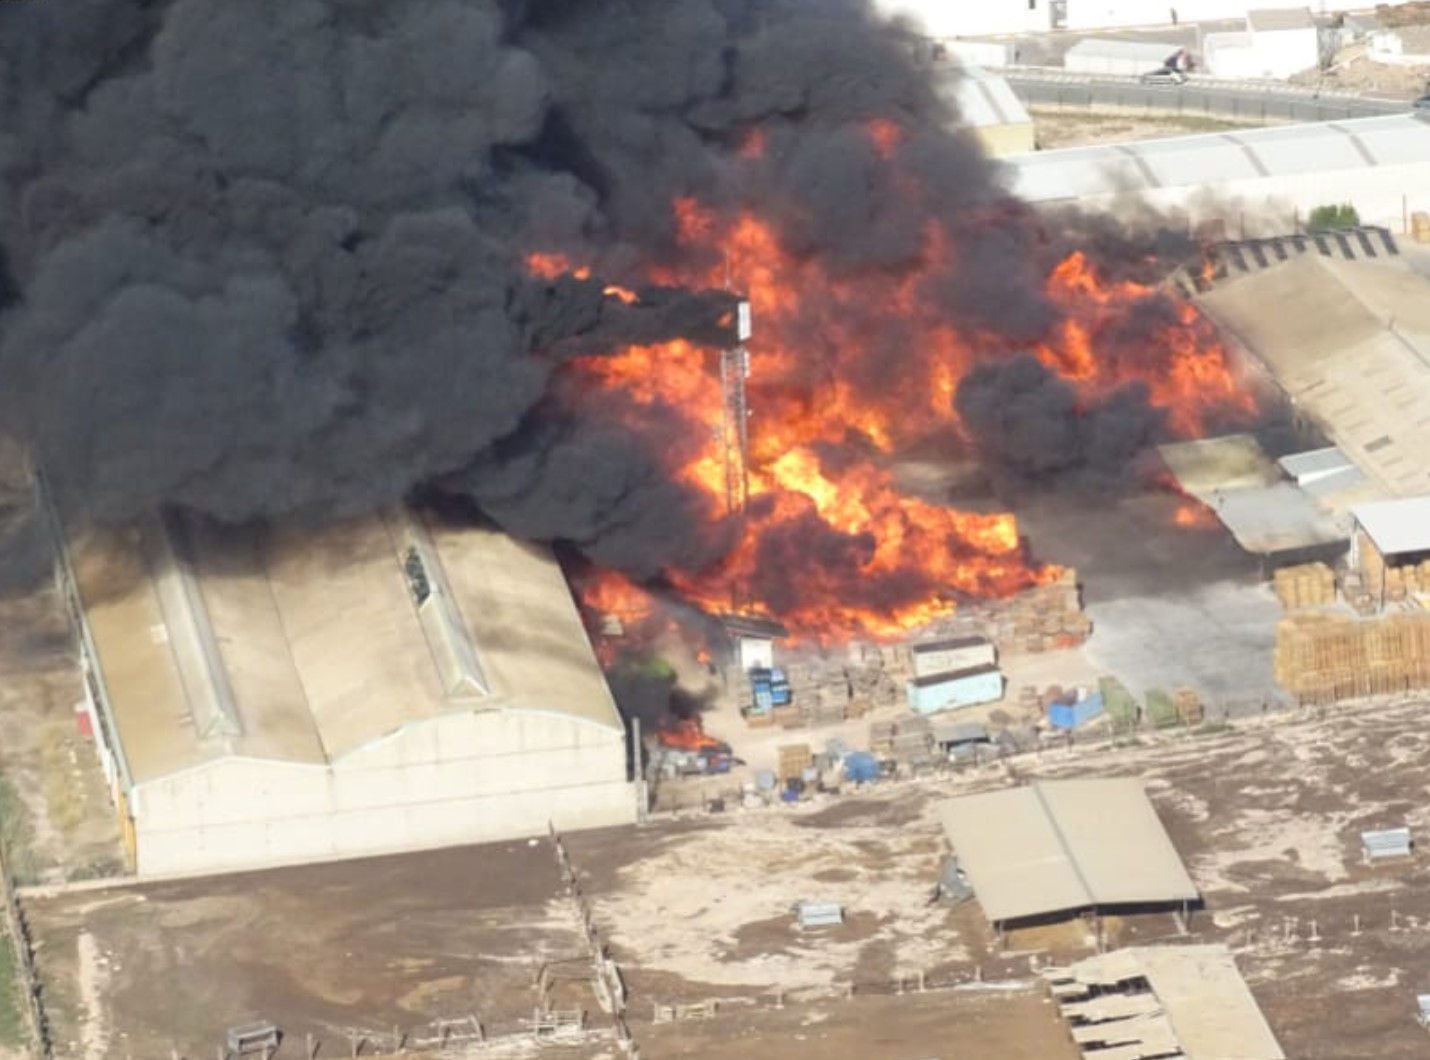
0;0;1231;590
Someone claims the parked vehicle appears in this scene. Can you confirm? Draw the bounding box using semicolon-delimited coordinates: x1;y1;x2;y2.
1139;67;1187;86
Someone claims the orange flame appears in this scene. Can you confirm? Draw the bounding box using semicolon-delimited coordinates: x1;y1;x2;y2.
532;192;1252;644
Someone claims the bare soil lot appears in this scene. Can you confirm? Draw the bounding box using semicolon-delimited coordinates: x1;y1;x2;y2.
637;985;1077;1060
24;839;591;1059
0;502;125;884
22;693;1430;1058
1030;108;1274;150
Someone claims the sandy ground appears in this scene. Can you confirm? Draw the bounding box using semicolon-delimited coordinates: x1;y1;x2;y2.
24;694;1430;1056
1030;108;1275;150
24;839;594;1059
637;984;1077;1060
0;495;125;885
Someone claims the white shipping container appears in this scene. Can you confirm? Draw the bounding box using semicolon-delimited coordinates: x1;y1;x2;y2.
911;636;996;678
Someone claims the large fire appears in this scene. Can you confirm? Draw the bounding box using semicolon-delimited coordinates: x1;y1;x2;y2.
529;129;1253;645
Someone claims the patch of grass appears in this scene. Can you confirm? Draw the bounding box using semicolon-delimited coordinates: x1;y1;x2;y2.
0;927;26;1048
0;773;38;886
67;855;125;883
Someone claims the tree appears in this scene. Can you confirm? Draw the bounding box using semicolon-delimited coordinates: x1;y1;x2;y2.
1307;203;1360;231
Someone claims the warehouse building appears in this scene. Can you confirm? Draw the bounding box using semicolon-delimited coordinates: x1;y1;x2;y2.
1007;115;1430;236
1197;250;1430;500
52;505;639;877
875;0;1325;38
937;779;1199;943
936;65;1037;156
1203;7;1319;79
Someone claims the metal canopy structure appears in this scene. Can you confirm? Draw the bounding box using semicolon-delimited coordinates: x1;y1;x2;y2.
1157;436;1348;557
936;779;1198;926
1351;497;1430;558
1045;945;1286;1060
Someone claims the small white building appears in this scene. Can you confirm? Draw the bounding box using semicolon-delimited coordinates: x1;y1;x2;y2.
57;505;639;877
1204;8;1319;79
873;0;1325;39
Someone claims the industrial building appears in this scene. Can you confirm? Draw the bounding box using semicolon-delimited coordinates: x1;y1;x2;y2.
937;65;1037;156
1007;115;1430;237
1203;7;1319;79
875;0;1326;39
937;779;1199;940
52;504;639;877
1197;247;1430;499
1157;434;1348;565
1045;945;1286;1059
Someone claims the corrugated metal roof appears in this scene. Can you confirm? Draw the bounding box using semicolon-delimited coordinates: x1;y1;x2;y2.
1352;496;1430;555
1008;115;1430;204
67;506;624;786
1278;446;1355;482
1197;254;1430;500
935;66;1030;130
1208;483;1348;555
936;779;1198;924
1048;945;1286;1060
1158;435;1280;496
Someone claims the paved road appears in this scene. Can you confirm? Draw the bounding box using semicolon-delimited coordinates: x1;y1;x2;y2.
1002;68;1407;124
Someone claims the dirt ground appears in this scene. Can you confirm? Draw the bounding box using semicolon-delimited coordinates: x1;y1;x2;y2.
23;693;1430;1056
637;985;1077;1059
0;493;125;886
1030;107;1276;150
23;839;594;1059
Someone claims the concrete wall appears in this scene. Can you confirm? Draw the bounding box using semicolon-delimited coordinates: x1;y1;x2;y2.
130;709;637;876
1207;27;1318;79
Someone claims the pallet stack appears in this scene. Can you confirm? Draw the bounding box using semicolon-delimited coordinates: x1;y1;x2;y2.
869;716;933;761
1274;611;1430;704
1172;687;1204;726
983;568;1091;654
1272;563;1336;611
1412;211;1430;243
777;743;813;783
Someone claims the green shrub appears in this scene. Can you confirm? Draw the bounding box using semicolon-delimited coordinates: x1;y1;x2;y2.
1307;203;1360;231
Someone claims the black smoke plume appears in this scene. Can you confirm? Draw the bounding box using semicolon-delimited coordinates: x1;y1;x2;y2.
955;354;1165;483
0;0;1027;571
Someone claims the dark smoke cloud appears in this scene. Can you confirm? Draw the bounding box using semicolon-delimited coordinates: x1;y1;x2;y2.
955;354;1165;482
0;0;1038;575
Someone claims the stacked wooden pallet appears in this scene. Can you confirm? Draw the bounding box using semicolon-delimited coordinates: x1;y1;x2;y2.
1412;211;1430;243
1172;687;1204;726
1274;611;1430;704
984;568;1090;654
777;743;812;783
1272;563;1336;611
869;716;932;760
1379;561;1430;602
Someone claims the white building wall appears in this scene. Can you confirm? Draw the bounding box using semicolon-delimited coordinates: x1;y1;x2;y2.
873;0;1323;37
130;710;637;876
871;0;1050;38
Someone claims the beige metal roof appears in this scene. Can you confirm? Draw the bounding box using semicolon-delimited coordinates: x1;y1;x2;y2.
1198;254;1430;500
1157;435;1280;497
1048;945;1286;1060
936;779;1198;924
67;507;622;786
